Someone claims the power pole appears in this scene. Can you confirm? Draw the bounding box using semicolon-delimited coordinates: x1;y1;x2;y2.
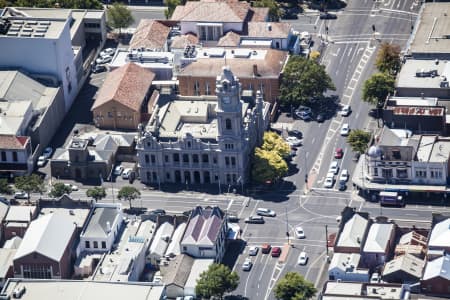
286;207;290;245
325;225;329;256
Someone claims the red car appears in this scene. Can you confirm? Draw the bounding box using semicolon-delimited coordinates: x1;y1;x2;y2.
335;148;343;159
271;247;282;257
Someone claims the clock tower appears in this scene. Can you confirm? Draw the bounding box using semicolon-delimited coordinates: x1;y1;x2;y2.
216;66;243;137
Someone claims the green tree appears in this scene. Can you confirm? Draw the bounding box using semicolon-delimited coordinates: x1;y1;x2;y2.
280;56;335;107
252;148;288;184
274;272;316;300
261;131;290;159
0;178;13;195
195;263;239;300
14;174;45;201
107;2;134;35
375;42;401;75
253;0;281;21
165;0;181;19
117;186;141;209
86;187;107;202
362;73;395;106
347;129;371;154
49;182;72;198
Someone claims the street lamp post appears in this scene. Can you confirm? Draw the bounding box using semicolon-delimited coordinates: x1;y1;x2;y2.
285;207;290;245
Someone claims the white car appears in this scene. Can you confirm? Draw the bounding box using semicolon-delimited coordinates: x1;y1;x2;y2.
298;251;308;265
339;169;349;182
14;191;29;199
43;147;53;159
340;123;350;136
114;165;124;176
340;105;351;116
248;246;259;256
242;258;253;271
100;48;115;57
329;161;339;175
286;136;302;147
295;226;305;239
324;177;334;188
37;156;47;167
256;208;276;217
64;183;78;191
96;55;112;65
122;168;133;179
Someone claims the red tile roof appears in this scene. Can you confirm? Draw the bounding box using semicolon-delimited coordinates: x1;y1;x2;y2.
171;0;251;22
170;33;199;49
129;20;171;50
92;63;155;112
217;31;241;47
247;22;292;38
0;135;29;149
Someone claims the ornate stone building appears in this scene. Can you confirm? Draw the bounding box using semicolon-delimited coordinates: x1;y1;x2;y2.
136;66;269;186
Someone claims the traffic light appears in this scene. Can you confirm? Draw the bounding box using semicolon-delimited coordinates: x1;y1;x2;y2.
286;232;290;237
305;174;308;183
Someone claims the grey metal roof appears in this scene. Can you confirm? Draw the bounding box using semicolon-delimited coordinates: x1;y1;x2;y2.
83;207;120;238
337;214;368;248
423;255;450;280
382;254;424;280
14;212;75;261
429;218;450;248
0;200;9;222
160;254;194;288
363;223;394;253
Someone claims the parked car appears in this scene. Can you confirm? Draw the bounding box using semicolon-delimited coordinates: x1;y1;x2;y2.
319;12;337;19
150;209;166;216
295;226;305;239
14;191;29;199
100;48;116;58
43;147;53;159
334;148;343;159
256;208;276;217
271;247;282;257
261;243;271;254
339;169;349;182
324;176;334;188
294;111;312;121
338;181;346;191
92;64;107;73
114;165;124;176
288;130;303;139
352;152;361;162
340;123;350;136
242;258;253;271
248;246;259;256
245;216;265;224
340;105;351;116
295;106;312;114
286;137;302;147
370;272;380;283
316;113;325;122
122;168;133;179
37;156;47;167
64;183;78;191
96;55;112;65
227;215;239;223
298;251;308;265
329;161;340;175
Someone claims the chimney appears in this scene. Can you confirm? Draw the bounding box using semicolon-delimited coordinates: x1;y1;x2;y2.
267;23;272;31
106;221;111;233
253;64;258;77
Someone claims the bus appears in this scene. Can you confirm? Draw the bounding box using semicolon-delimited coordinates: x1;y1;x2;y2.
379;191;404;206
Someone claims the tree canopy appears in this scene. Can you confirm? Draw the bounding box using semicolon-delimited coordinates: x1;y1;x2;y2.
195;263;239;300
375;42;401;75
261;131;291;159
107;3;134;35
118;186;140;208
14;174;45;200
280;56;335;107
252;148;288;184
0;0;102;9
0;179;13;195
362;73;395;106
274;272;316;300
165;0;181;19
49;182;72;198
86;187;107;202
347;129;371;154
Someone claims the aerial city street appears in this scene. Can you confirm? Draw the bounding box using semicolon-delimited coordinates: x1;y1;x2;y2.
0;0;450;299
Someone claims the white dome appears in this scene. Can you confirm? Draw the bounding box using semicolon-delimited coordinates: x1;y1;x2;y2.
368;145;382;158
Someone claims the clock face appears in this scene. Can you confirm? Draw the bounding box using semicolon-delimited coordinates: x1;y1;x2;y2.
223;96;230;104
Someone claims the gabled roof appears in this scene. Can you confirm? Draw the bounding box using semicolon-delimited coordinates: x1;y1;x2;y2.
82;206;121;238
0;200;9;223
92;63;155;112
429;218;450;249
182;206;224;246
363;223;394;253
337;214;368;248
171;0;250;22
383;254;424;280
14;212;75;262
247;22;291;38
130;19;171;50
217;31;241;47
170;33;199;49
160;254;194;288
423;255;450;280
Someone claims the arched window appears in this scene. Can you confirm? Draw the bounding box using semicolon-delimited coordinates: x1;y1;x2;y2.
226;119;232;130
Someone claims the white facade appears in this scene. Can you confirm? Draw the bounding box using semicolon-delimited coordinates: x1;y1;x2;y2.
77;203;123;256
328;253;369;282
148;222;174;265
